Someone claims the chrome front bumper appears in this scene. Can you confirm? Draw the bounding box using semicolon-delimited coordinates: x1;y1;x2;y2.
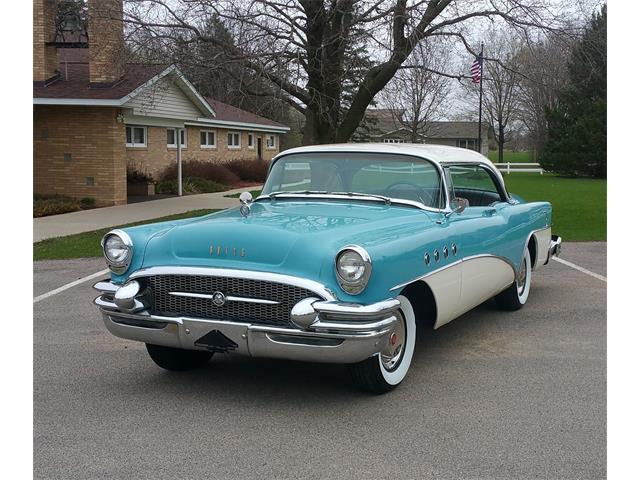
93;280;400;364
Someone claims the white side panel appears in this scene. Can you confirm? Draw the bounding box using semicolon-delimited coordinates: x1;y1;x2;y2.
123;77;202;120
459;256;514;319
533;227;552;269
422;262;463;329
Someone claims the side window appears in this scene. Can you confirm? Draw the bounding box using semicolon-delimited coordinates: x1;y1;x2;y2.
448;165;503;207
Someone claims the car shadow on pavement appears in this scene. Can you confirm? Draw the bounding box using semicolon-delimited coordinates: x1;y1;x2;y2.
112;300;516;403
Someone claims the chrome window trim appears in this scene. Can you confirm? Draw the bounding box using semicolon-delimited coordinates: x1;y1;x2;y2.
262;151;452;213
441;161;510;208
128;266;337;301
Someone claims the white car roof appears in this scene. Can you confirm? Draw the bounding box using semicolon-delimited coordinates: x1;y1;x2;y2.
276;142;495;168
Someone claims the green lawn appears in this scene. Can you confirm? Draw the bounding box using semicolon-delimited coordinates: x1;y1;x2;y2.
488;150;534;163
34;209;218;261
504;173;606;241
224;189;262;198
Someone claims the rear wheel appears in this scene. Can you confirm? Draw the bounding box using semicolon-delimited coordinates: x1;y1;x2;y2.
145;344;213;371
495;248;532;311
349;295;416;394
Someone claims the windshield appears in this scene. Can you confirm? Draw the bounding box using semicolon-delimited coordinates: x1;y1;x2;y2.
262;152;445;209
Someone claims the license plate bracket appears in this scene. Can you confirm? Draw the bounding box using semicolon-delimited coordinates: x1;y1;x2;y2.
194;330;238;352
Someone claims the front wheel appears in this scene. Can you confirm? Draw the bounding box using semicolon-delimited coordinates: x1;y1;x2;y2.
349;295;416;394
494;248;532;311
145;344;213;371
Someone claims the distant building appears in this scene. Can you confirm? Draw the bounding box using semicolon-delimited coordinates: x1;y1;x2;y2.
365;109;491;156
33;0;288;206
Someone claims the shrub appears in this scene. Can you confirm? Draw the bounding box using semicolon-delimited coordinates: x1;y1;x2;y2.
79;197;96;208
34;195;80;217
158;160;240;185
155;177;227;195
224;158;269;183
127;167;154;183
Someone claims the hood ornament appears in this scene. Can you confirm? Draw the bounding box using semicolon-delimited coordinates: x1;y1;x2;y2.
239;191;253;217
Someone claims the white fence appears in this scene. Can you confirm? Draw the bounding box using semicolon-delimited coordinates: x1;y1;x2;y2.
494;162;544;175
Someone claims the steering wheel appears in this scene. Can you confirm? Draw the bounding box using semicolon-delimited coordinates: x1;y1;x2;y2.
384;181;432;206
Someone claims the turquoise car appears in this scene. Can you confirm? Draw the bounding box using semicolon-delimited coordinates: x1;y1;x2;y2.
94;144;561;393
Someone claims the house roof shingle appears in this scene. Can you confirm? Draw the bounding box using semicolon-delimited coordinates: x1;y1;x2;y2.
205;97;288;129
33;51;288;130
366;109;489;139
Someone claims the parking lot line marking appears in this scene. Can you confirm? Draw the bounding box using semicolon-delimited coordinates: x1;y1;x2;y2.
34;268;110;304
552;257;606;282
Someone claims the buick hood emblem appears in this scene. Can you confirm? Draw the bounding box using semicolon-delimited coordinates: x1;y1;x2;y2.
212;291;226;306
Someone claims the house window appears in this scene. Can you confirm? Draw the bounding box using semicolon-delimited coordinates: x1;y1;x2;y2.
457;139;477;150
167;128;187;148
266;134;277;149
247;133;254;149
383;138;405;144
125;126;147;148
227;131;241;149
200;130;217;149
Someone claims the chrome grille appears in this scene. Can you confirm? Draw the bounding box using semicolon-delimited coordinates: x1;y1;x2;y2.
146;275;318;326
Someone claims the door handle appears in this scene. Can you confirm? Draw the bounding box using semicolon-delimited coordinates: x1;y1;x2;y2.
483;208;497;217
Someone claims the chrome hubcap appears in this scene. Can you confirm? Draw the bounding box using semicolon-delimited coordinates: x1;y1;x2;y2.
517;256;528;296
381;312;406;371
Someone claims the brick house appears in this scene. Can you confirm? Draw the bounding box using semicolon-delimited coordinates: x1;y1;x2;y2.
33;0;289;206
365;109;492;156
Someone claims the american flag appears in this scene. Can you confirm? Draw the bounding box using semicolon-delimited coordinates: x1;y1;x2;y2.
471;56;482;84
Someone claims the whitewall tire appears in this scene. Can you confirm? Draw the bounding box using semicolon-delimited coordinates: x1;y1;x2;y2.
349;295;416;394
495;248;532;311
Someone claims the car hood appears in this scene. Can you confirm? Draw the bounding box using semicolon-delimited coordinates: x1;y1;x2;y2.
143;200;434;270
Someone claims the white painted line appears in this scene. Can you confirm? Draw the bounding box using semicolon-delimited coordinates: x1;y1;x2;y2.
552;257;607;283
34;269;110;304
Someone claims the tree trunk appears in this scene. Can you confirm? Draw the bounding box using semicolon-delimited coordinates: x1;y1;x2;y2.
498;123;505;162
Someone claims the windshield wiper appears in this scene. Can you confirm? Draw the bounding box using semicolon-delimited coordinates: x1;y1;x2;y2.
265;190;392;206
267;190;329;199
334;192;392;205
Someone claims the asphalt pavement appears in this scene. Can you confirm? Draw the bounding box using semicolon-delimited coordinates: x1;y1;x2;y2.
33;242;606;479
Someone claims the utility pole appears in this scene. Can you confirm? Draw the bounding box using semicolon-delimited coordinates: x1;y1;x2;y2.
477;43;484;154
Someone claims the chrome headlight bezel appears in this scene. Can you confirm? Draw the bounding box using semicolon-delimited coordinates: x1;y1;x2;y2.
335;245;372;295
101;229;133;274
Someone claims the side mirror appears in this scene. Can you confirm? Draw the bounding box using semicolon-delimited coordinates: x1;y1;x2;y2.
445;197;468;218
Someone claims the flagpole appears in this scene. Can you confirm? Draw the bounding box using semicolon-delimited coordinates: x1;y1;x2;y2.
477;43;484;154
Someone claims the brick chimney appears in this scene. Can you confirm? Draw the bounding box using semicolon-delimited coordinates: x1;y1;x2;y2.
88;0;125;85
33;0;59;83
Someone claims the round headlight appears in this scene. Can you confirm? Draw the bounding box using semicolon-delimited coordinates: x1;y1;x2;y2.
335;245;372;295
102;230;132;273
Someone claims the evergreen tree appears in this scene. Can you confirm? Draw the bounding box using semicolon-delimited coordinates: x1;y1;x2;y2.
540;6;606;178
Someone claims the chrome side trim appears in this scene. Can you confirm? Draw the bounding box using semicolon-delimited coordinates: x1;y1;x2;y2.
389;254;516;292
128;266;336;301
168;291;280;305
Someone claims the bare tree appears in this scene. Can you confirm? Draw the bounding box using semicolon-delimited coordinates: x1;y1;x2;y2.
381;41;451;142
123;0;583;144
515;32;574;159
